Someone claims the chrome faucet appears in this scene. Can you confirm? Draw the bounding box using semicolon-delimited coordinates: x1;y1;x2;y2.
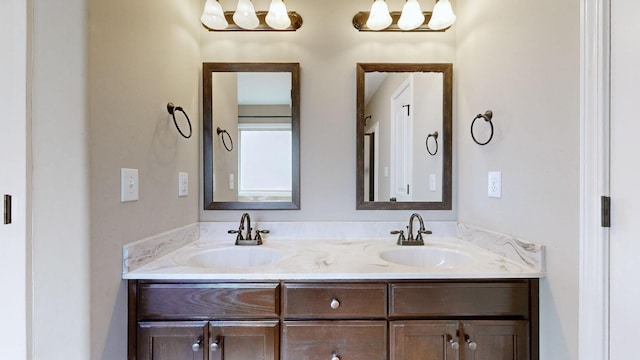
390;213;432;246
228;213;269;246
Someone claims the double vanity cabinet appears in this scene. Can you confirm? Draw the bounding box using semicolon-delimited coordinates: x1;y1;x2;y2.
128;278;538;360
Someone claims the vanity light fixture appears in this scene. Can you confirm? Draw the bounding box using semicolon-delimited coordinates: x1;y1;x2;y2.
201;0;302;31
353;0;456;32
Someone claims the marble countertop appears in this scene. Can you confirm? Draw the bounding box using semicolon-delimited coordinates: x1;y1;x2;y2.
123;232;544;280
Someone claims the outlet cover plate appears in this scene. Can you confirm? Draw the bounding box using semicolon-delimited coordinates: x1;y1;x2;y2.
178;172;188;197
488;171;502;198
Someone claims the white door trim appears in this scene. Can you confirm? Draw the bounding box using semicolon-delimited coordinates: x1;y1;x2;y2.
579;0;610;359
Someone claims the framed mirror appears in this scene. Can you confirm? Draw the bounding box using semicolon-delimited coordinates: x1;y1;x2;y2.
356;63;452;210
203;63;300;210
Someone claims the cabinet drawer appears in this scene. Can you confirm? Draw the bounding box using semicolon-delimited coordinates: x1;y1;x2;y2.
283;283;386;319
282;321;387;360
389;282;530;318
137;283;280;320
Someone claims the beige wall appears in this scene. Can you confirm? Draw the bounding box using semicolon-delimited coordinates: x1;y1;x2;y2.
88;0;201;358
456;0;580;359
34;0;580;358
31;0;91;358
200;0;458;221
412;73;443;201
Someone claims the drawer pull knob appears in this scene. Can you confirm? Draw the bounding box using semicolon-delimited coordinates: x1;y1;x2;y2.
330;298;340;309
191;339;201;352
210;339;220;351
331;354;340;360
466;339;478;351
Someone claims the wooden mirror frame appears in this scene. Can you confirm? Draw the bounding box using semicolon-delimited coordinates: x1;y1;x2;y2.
356;63;453;210
203;62;301;210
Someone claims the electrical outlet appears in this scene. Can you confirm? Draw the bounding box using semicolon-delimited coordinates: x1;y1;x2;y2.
121;168;139;202
429;174;437;192
488;171;502;198
178;172;188;197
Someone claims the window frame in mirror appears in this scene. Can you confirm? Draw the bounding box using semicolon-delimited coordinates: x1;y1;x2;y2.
356;63;453;210
203;62;300;210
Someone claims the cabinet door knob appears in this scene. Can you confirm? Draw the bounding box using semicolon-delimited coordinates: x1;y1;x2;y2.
466;339;478;351
449;338;460;350
331;354;340;360
330;298;340;309
210;339;220;352
191;339;201;352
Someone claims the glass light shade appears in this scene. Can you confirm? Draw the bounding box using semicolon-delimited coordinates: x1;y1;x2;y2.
398;0;425;31
233;0;259;30
201;0;228;30
428;0;456;30
266;0;291;30
366;0;392;31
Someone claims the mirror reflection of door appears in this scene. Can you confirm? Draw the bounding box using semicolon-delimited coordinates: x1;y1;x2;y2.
364;131;375;201
364;71;444;203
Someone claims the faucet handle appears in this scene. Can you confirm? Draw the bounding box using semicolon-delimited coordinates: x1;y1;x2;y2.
413;228;431;244
390;230;406;245
254;229;269;245
228;229;243;241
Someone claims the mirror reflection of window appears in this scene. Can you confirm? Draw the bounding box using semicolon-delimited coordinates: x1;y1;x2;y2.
235;72;292;202
204;63;300;210
238;123;292;201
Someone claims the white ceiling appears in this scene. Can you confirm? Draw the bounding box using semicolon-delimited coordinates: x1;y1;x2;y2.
237;72;292;105
365;72;388;105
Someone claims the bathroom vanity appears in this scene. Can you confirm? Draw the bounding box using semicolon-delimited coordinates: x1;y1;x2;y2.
124;222;543;360
129;279;537;360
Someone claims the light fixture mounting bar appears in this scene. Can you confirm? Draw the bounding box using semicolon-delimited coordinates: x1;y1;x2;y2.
353;11;449;32
203;11;302;31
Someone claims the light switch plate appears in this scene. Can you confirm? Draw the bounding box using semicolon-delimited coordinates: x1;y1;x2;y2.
121;168;139;202
178;172;188;197
488;171;502;198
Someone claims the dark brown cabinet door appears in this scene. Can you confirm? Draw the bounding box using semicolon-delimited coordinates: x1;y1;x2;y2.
390;320;459;360
137;321;208;360
461;320;529;360
209;321;279;360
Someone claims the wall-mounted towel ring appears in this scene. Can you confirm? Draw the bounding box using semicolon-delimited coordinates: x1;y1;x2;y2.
216;127;234;152
426;131;439;156
471;110;494;145
167;102;192;139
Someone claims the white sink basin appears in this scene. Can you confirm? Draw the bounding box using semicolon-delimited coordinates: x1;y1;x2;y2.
185;247;284;268
378;247;476;269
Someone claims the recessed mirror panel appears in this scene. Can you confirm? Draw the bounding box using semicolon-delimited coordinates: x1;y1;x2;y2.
357;63;452;210
203;63;300;210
